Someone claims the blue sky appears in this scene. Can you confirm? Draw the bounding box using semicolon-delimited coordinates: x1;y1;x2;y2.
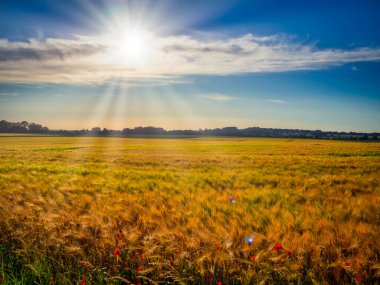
0;0;379;131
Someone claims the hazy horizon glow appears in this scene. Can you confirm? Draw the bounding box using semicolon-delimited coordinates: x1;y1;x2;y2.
0;0;379;132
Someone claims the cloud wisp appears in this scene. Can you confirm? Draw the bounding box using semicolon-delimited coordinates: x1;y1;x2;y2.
0;33;379;84
266;99;288;104
195;93;237;102
0;92;18;96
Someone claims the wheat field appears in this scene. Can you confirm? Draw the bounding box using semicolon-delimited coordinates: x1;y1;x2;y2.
0;135;379;284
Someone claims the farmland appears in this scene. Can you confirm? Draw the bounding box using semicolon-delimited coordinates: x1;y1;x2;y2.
0;136;379;284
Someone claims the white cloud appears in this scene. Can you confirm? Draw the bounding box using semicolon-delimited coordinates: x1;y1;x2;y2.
195;93;236;102
0;33;379;84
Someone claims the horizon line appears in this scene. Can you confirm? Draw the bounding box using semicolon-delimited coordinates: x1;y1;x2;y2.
1;119;379;135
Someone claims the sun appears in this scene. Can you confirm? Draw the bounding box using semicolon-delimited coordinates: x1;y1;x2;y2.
111;28;157;66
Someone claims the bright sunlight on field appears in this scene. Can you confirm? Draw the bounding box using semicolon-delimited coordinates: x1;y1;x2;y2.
0;136;379;284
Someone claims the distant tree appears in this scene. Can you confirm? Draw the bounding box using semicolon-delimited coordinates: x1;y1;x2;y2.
20;121;29;130
91;127;101;135
0;120;11;132
102;128;110;135
28;123;48;133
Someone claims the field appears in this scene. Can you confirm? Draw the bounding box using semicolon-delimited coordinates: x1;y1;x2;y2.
0;136;379;284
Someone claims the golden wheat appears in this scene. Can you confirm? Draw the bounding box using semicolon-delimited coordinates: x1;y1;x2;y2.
0;136;379;284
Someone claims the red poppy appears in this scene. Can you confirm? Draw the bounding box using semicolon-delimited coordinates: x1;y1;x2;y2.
273;243;282;252
80;280;86;285
113;248;120;256
355;276;362;283
141;253;146;260
286;249;292;255
355;263;360;269
217;282;222;285
138;265;143;271
49;281;54;285
345;262;351;268
81;261;86;266
250;255;256;261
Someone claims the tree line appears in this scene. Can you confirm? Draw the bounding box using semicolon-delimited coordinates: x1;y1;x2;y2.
0;120;379;140
0;120;49;133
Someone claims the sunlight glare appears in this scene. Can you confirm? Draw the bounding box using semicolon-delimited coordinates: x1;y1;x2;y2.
112;28;157;66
